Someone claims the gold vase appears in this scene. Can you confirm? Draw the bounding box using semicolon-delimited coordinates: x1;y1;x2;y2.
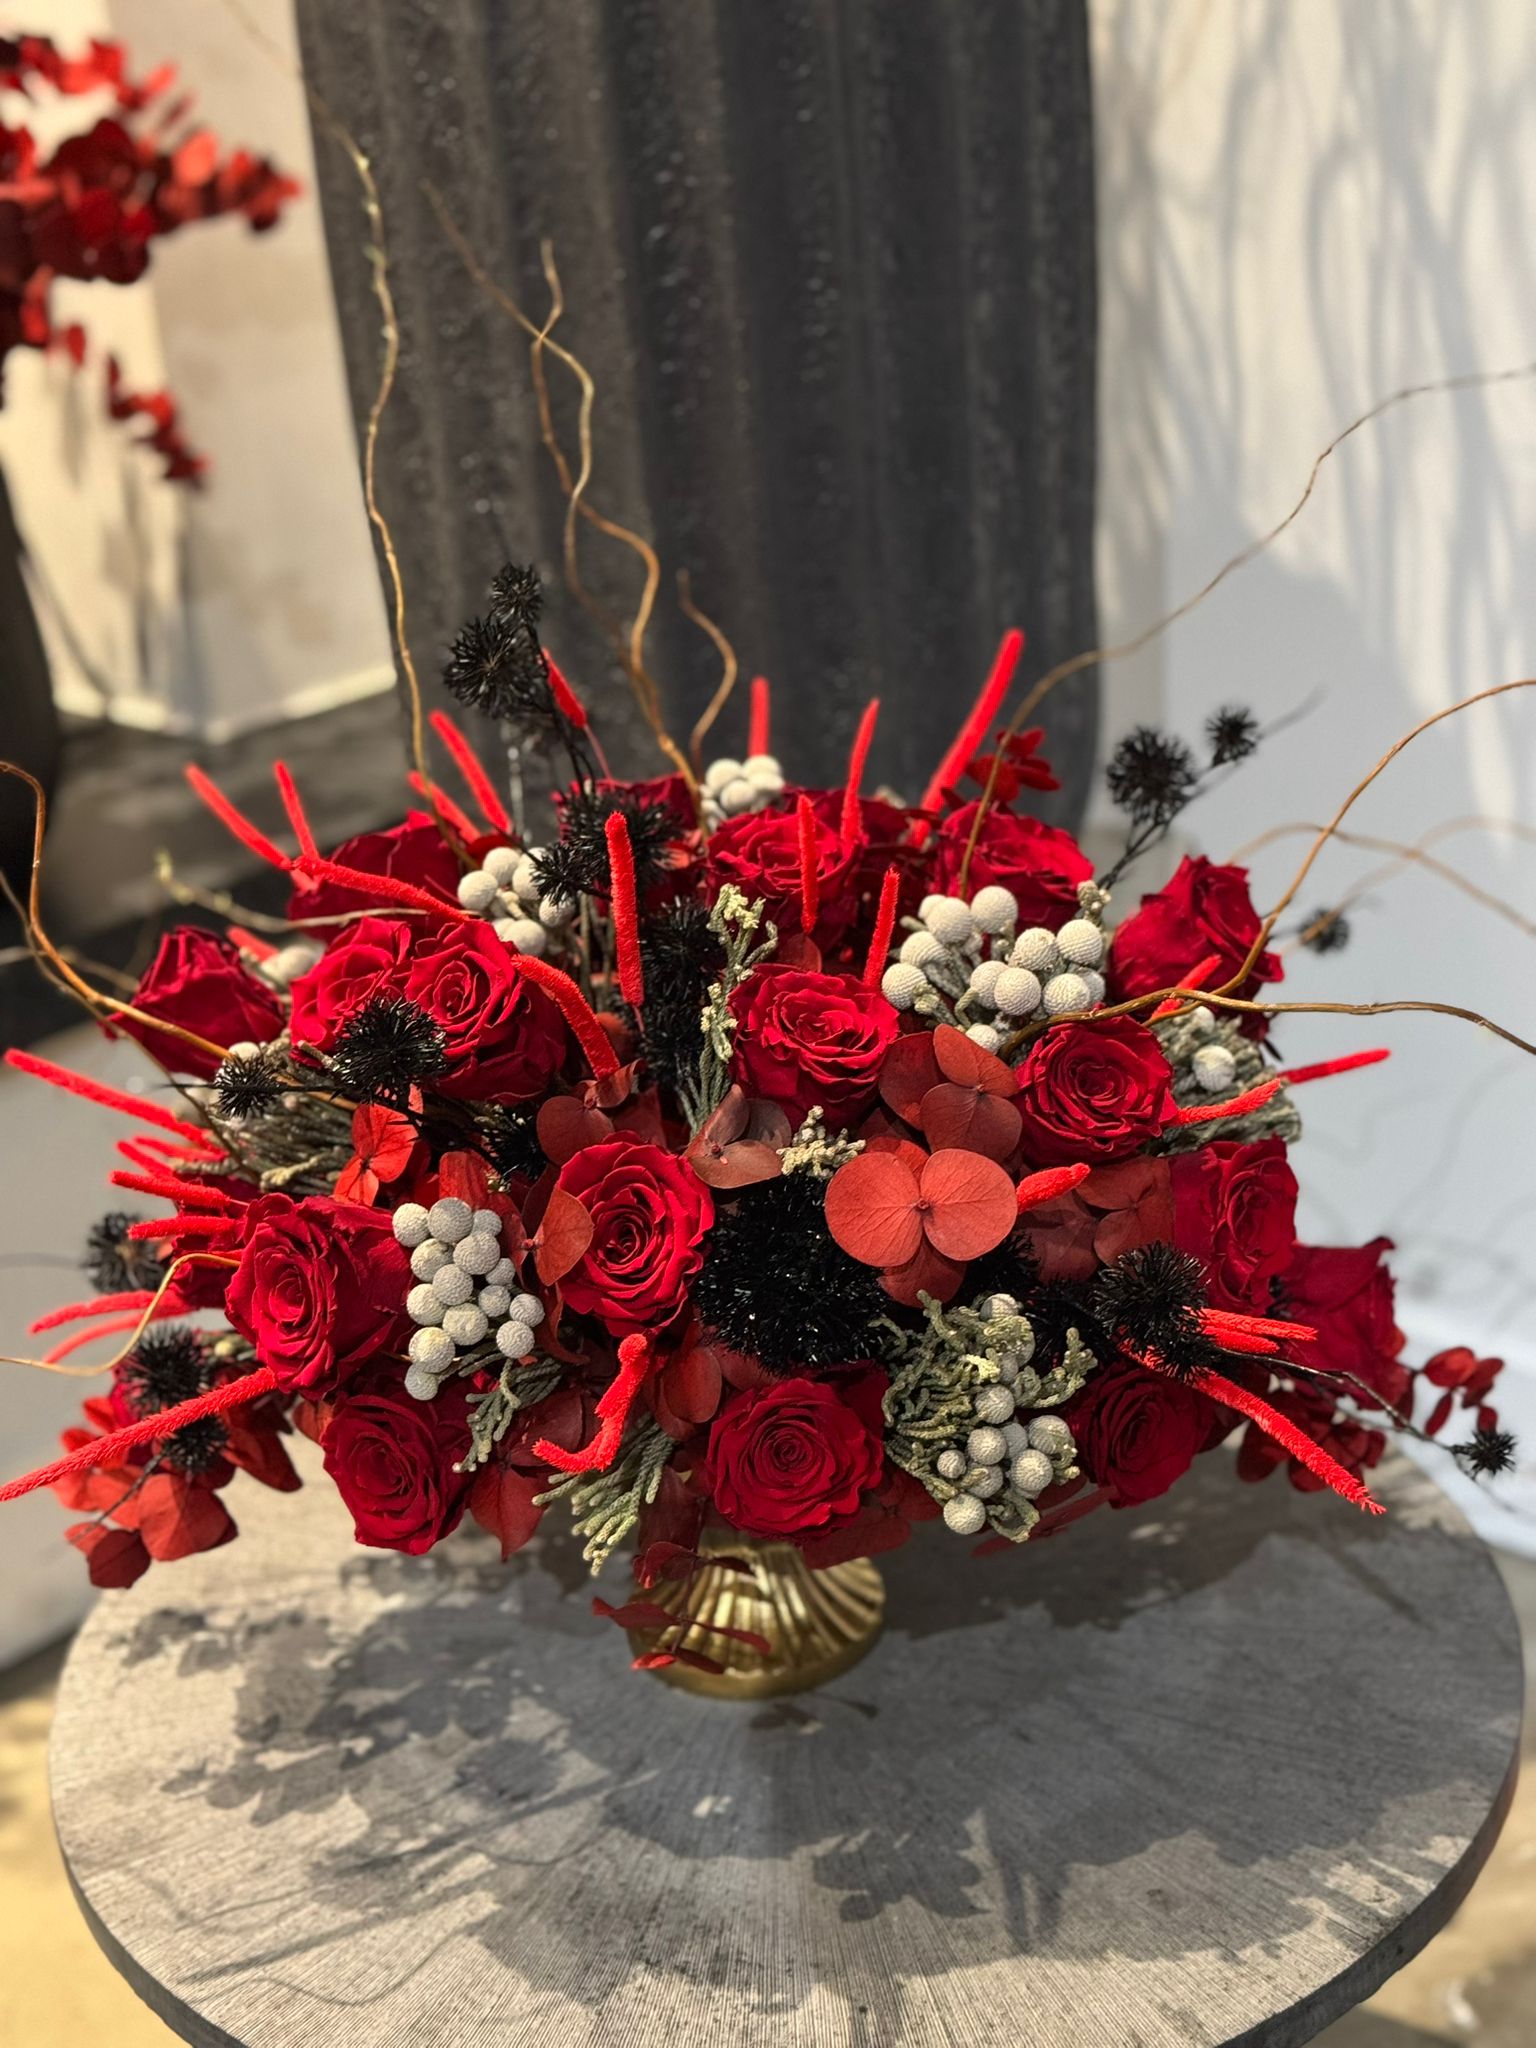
629;1531;885;1699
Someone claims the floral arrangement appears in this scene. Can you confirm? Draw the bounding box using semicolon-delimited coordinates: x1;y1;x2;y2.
0;30;298;481
0;568;1516;1677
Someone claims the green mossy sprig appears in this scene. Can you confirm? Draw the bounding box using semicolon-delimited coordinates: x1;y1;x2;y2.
457;1358;567;1477
535;1415;673;1568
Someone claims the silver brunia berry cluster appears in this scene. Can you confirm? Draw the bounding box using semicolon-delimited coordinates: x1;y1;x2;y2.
453;843;576;957
933;1293;1080;1535
393;1197;545;1400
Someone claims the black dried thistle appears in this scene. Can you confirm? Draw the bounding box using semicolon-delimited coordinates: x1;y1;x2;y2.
84;1211;164;1296
1205;704;1261;767
694;1173;887;1371
535;789;677;904
214;1045;286;1122
441;561;585;766
326;995;448;1106
1301;907;1351;954
117;1326;231;1475
1455;1426;1518;1479
625;899;723;1095
1104;726;1201;829
1092;1243;1218;1378
477;1102;544;1184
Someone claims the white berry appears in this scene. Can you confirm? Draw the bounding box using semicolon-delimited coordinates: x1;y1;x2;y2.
407;1284;444;1326
495;917;548;955
1042;972;1091;1016
969;885;1019;935
442;1303;489;1348
935;1448;968;1481
1000;1332;1037;1370
703;757;742;793
404;1364;441;1402
539;894;576;930
968;958;1006;1003
457;869;500;914
1011;928;1061;975
512;853;542;905
410;1239;450;1281
968;1425;1008;1467
1002;1420;1029;1456
1192;1043;1237;1093
1077;970;1106;1007
392;1202;432;1249
881;964;928;1011
974;1383;1015;1426
1028;1415;1075;1457
1056;918;1105;967
478;1285;512;1319
427;1197;474;1245
482;844;521;886
485;1257;518;1290
923;897;975;946
509;1293;545;1328
993;967;1043;1016
496;1319;537;1360
979;1292;1020;1320
454;1232;502;1276
899;930;945;968
943;1493;988;1535
431;1264;474;1307
1187;1004;1217;1039
1011;1447;1055;1496
966;1464;1006;1499
965;1024;1002;1052
407;1325;454;1372
719;776;757;815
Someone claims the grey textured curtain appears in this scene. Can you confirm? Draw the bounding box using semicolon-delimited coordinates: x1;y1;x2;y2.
295;0;1098;818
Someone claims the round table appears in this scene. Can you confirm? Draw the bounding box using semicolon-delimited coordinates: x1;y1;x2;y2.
51;1446;1521;2048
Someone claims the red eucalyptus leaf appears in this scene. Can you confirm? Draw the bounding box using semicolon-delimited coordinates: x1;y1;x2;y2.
746;1100;794;1148
633;1540;753;1588
932;1023;1018;1097
774;932;824;972
469;1465;547;1560
879;1033;942;1124
593;1593;677;1631
583;1061;642;1111
135;1479;236;1563
632;1646;727;1674
824;1150;924;1267
880;1237;967;1306
537;1095;615;1165
66;1521;150;1589
533;1187;595;1284
689;1139;783;1190
662;1342;725;1425
918;1148;1017;1259
698;1085;749;1146
918;1082;1023;1162
438;1149;493;1208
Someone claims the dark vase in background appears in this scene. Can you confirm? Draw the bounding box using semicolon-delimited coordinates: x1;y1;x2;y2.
295;0;1099;816
0;467;60;895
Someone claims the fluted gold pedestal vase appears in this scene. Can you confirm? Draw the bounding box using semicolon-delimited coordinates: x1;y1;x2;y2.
630;1534;885;1699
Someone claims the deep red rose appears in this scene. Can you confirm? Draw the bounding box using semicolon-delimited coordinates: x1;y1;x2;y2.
1108;855;1283;1030
1171;1137;1298;1312
699;1371;887;1540
1014;1015;1175;1166
1062;1363;1226;1508
556;1137;714;1336
1283;1238;1409;1411
932;803;1093;926
321;1377;473;1554
707;805;862;947
286;811;463;919
730;964;899;1125
288;914;569;1103
117;926;283;1078
226;1192;410;1396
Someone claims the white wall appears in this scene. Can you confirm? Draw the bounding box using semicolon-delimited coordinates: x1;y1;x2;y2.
0;0;392;738
1093;0;1536;1543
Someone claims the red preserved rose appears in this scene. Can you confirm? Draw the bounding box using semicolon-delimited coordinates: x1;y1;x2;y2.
1282;1238;1410;1412
699;1371;887;1541
932;803;1093;926
555;1137;714;1337
117;926;284;1078
730;964;898;1125
1014;1015;1175;1166
321;1376;474;1554
1062;1362;1226;1508
225;1192;410;1396
1170;1137;1298;1313
1109;855;1282;1025
707;806;862;948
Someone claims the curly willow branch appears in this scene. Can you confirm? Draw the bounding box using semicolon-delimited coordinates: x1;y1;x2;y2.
958;355;1536;892
678;570;742;775
0;1252;241;1378
1230;822;1536;948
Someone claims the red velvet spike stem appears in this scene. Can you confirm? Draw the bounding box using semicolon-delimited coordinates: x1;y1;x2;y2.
119;1137;215;1164
290;854;470;918
109;1168;244;1211
1188;1365;1385;1515
1169;1076;1283;1127
183;765;299;878
428;709;513;833
1201;1307;1318;1346
272;761;319;860
4;1050;217;1147
861;865;902;990
1151;953;1224;1019
545;652;590;730
0;1367;282;1505
796;794;820;934
507;955;621;1079
30;1292;155;1335
839;698;880;845
126;1214;236;1241
42;1314;155;1367
406;772;480;847
605;810;645;1010
1279;1048;1392;1087
1016;1162;1093;1211
534;1334;651;1475
916;627;1026;821
748;674;771;758
1199;1326;1279;1356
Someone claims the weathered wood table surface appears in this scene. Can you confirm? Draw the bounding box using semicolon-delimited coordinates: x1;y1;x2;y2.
50;1446;1521;2047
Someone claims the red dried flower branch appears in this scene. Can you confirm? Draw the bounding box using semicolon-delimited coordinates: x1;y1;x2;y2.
605;809;645;1009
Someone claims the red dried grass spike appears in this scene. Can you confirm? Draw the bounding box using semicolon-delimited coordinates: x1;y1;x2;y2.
748;674;772;759
534;1333;651;1475
272;761;319;861
4;1050;216;1147
183;765;297;877
1016;1162;1093;1211
545;653;590;731
605;810;646;1010
862;865;902;990
227;925;278;962
291;853;470;918
125;1214;234;1241
840;698;880;845
796;794;820;934
1279;1048;1391;1087
917;627;1025;821
1189;1365;1385;1515
1151;954;1224;1019
1169;1076;1283;1127
29;1292;155;1336
109;1168;244;1211
428;709;513;833
507;954;621;1079
42;1314;153;1366
1201;1307;1318;1346
0;1367;282;1505
407;772;480;847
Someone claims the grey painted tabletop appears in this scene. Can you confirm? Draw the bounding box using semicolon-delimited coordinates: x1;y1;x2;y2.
50;1444;1521;2048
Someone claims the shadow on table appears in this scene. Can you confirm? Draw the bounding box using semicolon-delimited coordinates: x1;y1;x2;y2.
100;1451;1516;2039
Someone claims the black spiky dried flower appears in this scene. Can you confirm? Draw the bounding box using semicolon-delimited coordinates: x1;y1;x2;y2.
84;1210;164;1296
214;1045;286;1122
1301;907;1351;954
476;1102;544;1185
1205;704;1261;767
693;1173;886;1371
116;1326;231;1477
535;788;678;904
623;898;722;1095
1092;1243;1217;1379
1454;1426;1518;1479
326;995;448;1106
1104;726;1201;829
441;562;592;778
